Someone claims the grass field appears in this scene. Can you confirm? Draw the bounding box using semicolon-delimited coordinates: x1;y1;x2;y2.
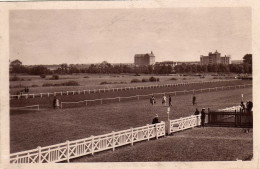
71;127;253;162
9;73;238;94
10;87;252;154
10;79;251;108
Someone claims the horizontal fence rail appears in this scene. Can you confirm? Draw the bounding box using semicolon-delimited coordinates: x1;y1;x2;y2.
10;104;40;111
10;122;166;163
10;79;239;100
60;84;252;109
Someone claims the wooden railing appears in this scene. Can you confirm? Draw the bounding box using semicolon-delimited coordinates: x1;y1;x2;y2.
60;84;252;109
10;122;165;163
10;79;238;100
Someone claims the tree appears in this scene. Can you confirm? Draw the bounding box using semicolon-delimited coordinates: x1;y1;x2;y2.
243;54;252;64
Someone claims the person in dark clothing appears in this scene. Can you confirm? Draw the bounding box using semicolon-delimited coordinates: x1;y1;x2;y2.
246;101;253;112
201;108;206;127
194;108;200;115
152;114;160;124
53;97;57;109
192;94;196;105
240;101;246;112
169;95;172;107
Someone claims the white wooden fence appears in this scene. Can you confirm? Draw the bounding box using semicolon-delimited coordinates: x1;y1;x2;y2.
60;83;252;109
10;79;238;100
10;122;166;163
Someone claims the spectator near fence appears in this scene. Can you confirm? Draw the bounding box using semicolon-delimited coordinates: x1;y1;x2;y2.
201;108;206;127
152;114;160;124
194;108;200;115
192;94;196;105
240;101;246;112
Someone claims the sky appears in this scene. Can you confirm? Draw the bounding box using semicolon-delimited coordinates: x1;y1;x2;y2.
10;8;252;65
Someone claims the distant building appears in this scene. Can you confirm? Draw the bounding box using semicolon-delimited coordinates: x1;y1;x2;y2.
231;60;243;64
155;61;178;67
134;51;155;66
200;50;230;65
177;61;200;65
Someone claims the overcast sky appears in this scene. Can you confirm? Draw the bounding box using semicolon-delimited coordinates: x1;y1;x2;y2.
10;8;251;65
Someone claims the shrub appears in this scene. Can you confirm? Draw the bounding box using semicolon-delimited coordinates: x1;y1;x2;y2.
50;74;59;80
84;76;90;78
10;75;21;81
170;78;177;80
142;78;149;82
134;73;140;76
62;81;79;86
27;79;31;81
40;74;46;78
149;76;159;82
100;81;110;85
31;84;39;87
131;79;141;83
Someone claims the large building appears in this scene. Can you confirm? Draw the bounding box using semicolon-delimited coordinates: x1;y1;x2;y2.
200;50;230;65
134;51;155;66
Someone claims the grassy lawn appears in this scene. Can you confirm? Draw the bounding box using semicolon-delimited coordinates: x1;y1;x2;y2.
9;73;238;94
10;87;252;153
10;79;251;108
71;127;253;162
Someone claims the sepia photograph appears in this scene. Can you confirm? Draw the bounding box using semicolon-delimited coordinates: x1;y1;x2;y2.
0;1;259;169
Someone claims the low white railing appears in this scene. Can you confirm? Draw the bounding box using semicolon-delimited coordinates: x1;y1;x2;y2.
167;115;201;134
10;104;40;111
10;122;165;163
60;84;252;109
10;79;238;100
218;106;241;112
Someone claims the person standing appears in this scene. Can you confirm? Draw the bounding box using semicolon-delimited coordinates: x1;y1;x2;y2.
162;95;167;106
53;97;57;109
56;98;60;109
194;108;200;115
192;94;196;105
152;114;160;124
240;101;246;112
169;95;172;107
201;108;206;127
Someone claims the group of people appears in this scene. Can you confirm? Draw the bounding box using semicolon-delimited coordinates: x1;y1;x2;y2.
194;108;206;127
240;101;253;113
53;97;60;109
150;95;172;107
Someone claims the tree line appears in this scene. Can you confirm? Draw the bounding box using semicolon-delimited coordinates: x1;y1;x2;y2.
10;54;252;75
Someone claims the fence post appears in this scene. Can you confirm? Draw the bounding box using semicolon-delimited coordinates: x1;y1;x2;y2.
38;146;41;163
112;131;115;151
101;99;102;105
78;91;80;94
155;123;158;139
83;90;85;94
119;97;121;102
85;101;87;106
33;94;35;98
37;105;39;111
61;92;63;96
54;92;56;96
89;90;90;94
91;135;94;155
48;93;49;97
131;128;134;146
73;91;75;95
67;91;69;95
66;140;70;163
40;93;42;98
147;124;150;141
